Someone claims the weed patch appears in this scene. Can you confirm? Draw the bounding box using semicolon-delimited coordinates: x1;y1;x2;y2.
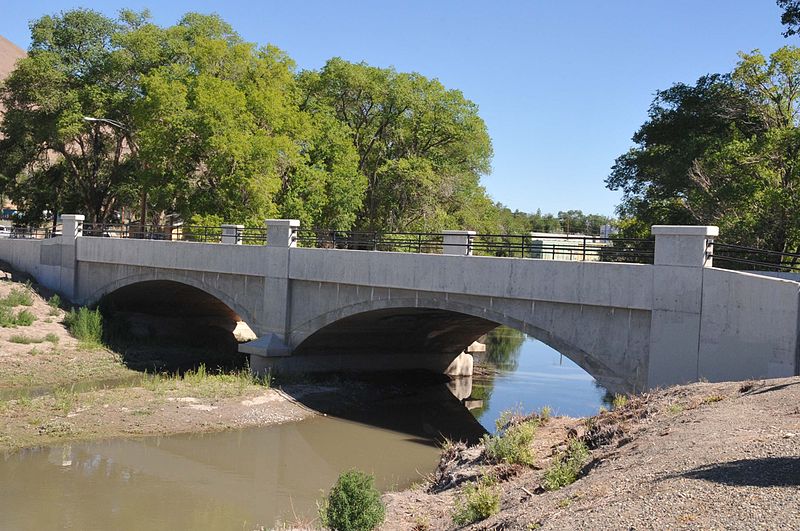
9;334;44;344
2;288;33;307
64;307;103;346
452;475;501;525
543;438;590;491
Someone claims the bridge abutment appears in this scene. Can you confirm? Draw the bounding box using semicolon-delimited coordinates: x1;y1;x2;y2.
647;225;718;388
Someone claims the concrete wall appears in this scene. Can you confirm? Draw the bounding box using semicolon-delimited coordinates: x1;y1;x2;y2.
699;268;799;381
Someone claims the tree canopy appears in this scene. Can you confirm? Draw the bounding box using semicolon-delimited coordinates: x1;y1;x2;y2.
607;46;800;254
0;8;611;235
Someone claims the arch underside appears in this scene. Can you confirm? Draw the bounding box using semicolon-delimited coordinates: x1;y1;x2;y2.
292;298;644;394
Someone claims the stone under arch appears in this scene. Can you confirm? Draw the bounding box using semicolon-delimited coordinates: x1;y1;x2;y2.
290;296;637;393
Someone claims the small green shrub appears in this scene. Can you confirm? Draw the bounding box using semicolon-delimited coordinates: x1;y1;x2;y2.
9;334;44;344
319;470;385;531
47;294;61;309
612;394;628;409
452;475;501;525
482;418;538;466
64;307;103;345
44;333;59;344
543;438;590;491
3;288;33;307
14;309;35;326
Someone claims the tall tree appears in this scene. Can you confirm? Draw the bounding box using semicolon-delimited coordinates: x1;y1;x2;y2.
300;58;493;233
0;9;140;224
607;47;800;255
779;0;800;37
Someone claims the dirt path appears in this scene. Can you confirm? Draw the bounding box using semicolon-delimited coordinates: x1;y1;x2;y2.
383;378;800;530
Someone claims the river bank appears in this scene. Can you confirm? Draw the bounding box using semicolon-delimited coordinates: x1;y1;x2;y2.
0;274;313;453
381;376;800;530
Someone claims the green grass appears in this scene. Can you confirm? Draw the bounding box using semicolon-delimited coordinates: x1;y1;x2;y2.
2;288;33;307
44;333;59;343
9;334;45;345
543;438;590;491
483;419;538;466
63;307;103;346
612;394;629;409
0;306;36;327
452;475;501;525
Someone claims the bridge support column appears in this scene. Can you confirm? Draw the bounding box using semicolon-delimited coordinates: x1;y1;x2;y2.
442;230;475;255
241;219;301;371
53;214;84;301
220;224;243;245
647;225;718;389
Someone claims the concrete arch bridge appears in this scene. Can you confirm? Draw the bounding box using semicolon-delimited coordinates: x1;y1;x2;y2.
0;216;798;394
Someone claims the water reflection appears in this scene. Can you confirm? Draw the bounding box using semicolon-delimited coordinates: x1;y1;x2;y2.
470;327;607;432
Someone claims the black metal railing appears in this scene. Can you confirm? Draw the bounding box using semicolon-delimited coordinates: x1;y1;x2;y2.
72;223;659;264
81;223;269;245
0;227;57;239
710;242;800;273
297;229;655;263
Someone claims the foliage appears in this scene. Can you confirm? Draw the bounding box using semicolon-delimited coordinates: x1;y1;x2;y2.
47;294;61;309
779;0;800;37
319;470;385;531
64;307;103;344
482;412;539;466
300;58;494;233
612;394;628;409
452;475;501;525
2;288;33;307
608;47;800;259
543;438;590;491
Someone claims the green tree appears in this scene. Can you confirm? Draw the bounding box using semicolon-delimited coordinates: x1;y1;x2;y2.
607;47;800;257
301;58;493;233
779;0;800;37
0;9;140;224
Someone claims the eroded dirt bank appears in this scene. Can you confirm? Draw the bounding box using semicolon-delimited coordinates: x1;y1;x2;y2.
383;377;800;530
0;274;314;453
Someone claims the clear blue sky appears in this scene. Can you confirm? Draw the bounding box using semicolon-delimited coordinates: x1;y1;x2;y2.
0;1;791;216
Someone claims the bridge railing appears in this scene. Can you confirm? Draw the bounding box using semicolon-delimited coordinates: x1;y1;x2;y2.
0;227;57;239
296;229;655;263
81;223;269;245
77;221;657;263
710;241;800;273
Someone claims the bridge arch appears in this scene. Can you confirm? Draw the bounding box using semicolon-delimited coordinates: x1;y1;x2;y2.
84;271;257;328
290;295;634;393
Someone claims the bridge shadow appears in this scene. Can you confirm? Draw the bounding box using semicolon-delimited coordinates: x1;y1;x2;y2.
280;371;488;446
670;457;800;487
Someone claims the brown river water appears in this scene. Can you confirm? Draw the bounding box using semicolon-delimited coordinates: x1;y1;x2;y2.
0;333;607;529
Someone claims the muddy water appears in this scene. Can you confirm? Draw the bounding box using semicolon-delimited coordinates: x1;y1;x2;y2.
0;378;486;530
0;415;444;530
0;332;608;529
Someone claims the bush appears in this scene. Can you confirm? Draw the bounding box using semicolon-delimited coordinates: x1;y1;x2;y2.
64;307;103;344
543;438;590;491
452;475;501;525
482;418;538;466
320;470;385;531
3;288;33;307
14;309;35;326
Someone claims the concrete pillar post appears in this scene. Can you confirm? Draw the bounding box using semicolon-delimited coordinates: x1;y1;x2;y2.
265;219;299;248
221;224;243;245
61;214;84;239
653;225;718;268
56;214;84;302
647;225;719;389
442;230;476;256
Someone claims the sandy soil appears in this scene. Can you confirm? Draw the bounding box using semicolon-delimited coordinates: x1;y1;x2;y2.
0;275;314;453
383;378;800;530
